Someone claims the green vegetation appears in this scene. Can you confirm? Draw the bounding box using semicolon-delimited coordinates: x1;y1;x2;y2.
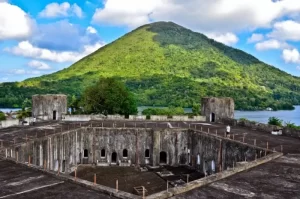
0;111;5;121
16;108;31;120
238;117;257;124
268;117;283;127
142;107;184;116
285;122;300;130
80;78;137;115
192;104;200;115
0;22;300;110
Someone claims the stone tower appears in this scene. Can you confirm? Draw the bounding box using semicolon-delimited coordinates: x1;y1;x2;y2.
201;97;234;122
32;94;67;121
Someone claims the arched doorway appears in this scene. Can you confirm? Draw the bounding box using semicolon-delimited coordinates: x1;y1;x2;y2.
84;149;88;158
62;160;66;172
112;152;117;163
101;149;106;158
83;149;89;164
53;110;57;120
123;149;128;158
145;149;150;158
210;113;216;122
160;151;167;164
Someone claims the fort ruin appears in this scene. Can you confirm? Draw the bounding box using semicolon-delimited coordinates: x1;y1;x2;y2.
0;96;299;198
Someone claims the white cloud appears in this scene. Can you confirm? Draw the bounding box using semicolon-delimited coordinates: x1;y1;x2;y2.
297;66;300;70
72;4;83;18
92;0;161;28
282;48;300;64
92;0;300;32
87;26;97;34
206;32;238;45
28;60;51;70
31;20;101;52
247;33;264;43
39;2;83;18
0;2;33;40
255;39;289;51
8;69;41;75
268;20;300;41
6;40;104;63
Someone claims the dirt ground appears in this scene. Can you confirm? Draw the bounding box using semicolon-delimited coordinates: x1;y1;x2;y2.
72;165;205;195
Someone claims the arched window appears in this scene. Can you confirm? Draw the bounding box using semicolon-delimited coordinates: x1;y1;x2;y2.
101;149;105;158
160;151;167;164
123;149;128;158
145;149;150;158
84;149;88;157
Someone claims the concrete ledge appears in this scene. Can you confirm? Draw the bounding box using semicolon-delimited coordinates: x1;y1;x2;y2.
147;152;283;199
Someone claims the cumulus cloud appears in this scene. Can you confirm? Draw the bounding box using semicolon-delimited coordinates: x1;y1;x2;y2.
297;66;300;70
39;2;83;18
28;60;51;70
31;20;101;51
282;48;300;64
255;39;289;51
87;26;97;34
247;33;264;43
0;2;33;40
268;20;300;41
206;32;239;45
92;0;300;32
5;40;104;63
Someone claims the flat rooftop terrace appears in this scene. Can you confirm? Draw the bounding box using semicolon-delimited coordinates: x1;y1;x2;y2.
174;154;300;199
0;158;116;199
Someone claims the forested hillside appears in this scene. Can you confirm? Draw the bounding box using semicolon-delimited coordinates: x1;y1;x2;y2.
1;21;300;110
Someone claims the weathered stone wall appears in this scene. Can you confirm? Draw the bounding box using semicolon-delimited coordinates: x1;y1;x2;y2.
8;127;263;175
190;131;262;173
0;119;19;128
201;97;234;122
32;94;67;121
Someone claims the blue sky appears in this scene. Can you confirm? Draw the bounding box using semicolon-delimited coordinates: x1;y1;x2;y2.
1;0;300;82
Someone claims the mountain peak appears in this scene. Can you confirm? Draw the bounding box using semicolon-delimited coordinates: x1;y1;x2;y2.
1;22;299;111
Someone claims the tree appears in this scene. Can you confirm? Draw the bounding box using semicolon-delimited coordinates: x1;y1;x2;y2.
69;95;81;114
268;117;283;127
22;98;32;110
0;111;5;121
192;103;200;115
81;78;137;115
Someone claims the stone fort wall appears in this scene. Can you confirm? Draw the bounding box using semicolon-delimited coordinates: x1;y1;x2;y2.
9;127;265;174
